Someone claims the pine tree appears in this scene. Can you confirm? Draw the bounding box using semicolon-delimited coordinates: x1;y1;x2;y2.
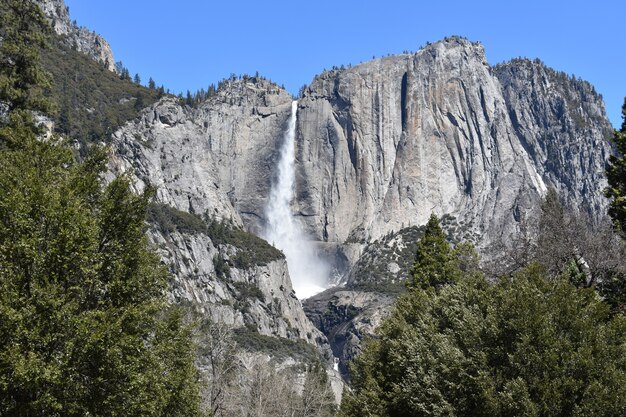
341;267;626;417
606;98;626;233
0;0;54;147
0;2;202;415
409;213;460;289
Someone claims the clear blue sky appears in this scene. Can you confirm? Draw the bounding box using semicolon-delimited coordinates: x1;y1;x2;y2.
64;0;625;127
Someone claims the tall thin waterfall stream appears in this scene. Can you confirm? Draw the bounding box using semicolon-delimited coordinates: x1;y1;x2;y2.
263;101;328;299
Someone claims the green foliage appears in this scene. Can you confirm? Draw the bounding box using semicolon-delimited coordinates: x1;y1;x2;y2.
147;202;208;235
148;203;283;270
0;145;203;416
233;327;322;363
606;97;626;234
0;0;54;147
0;144;203;416
348;225;424;291
39;33;159;154
348;215;474;294
206;218;284;268
590;274;626;317
409;213;461;289
0;0;52;114
212;254;231;279
0;3;202;415
232;281;266;303
341;267;626;417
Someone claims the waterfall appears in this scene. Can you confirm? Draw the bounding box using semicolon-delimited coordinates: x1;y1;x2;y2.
263;101;328;299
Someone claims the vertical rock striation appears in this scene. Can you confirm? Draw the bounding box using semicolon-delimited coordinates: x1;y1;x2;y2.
296;37;612;250
107;79;336;353
104;36;613;375
494;58;613;216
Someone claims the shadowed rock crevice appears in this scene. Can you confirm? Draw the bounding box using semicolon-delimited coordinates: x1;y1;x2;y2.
401;72;408;132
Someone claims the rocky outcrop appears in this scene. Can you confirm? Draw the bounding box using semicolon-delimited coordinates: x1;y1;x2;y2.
296;38;613;374
109;78;293;234
109;38;613;268
148;226;327;346
106;79;335;356
303;288;395;376
105;37;614;379
35;0;116;71
494;58;613;216
295;37;612;249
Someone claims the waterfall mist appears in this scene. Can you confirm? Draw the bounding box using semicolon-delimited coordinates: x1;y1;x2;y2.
263;101;329;299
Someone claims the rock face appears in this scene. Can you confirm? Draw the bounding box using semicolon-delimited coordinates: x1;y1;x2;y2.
35;0;116;71
494;58;612;215
109;78;293;234
303;289;396;376
296;37;612;249
106;37;614;378
296;37;613;376
107;79;336;354
148;226;327;346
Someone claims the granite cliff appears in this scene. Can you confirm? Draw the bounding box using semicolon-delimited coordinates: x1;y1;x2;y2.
295;38;611;249
33;0;615;381
106;38;614;375
36;0;116;71
107;78;333;350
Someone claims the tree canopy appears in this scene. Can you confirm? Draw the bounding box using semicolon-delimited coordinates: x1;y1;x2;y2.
606;98;626;234
342;269;626;417
0;2;202;415
409;213;461;289
341;216;626;417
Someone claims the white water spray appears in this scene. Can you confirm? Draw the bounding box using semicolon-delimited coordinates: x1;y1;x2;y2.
263;101;329;299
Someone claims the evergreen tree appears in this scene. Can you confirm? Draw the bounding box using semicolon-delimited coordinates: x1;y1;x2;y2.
409;213;460;289
157;85;166;98
606;97;626;234
135;91;145;110
0;2;202;415
0;0;54;145
134;72;141;84
185;89;193;106
341;267;626;417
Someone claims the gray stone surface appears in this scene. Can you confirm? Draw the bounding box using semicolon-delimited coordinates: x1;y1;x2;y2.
106;79;335;354
148;227;328;348
106;37;614;377
35;0;116;71
296;37;612;251
109;79;293;234
303;288;395;376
